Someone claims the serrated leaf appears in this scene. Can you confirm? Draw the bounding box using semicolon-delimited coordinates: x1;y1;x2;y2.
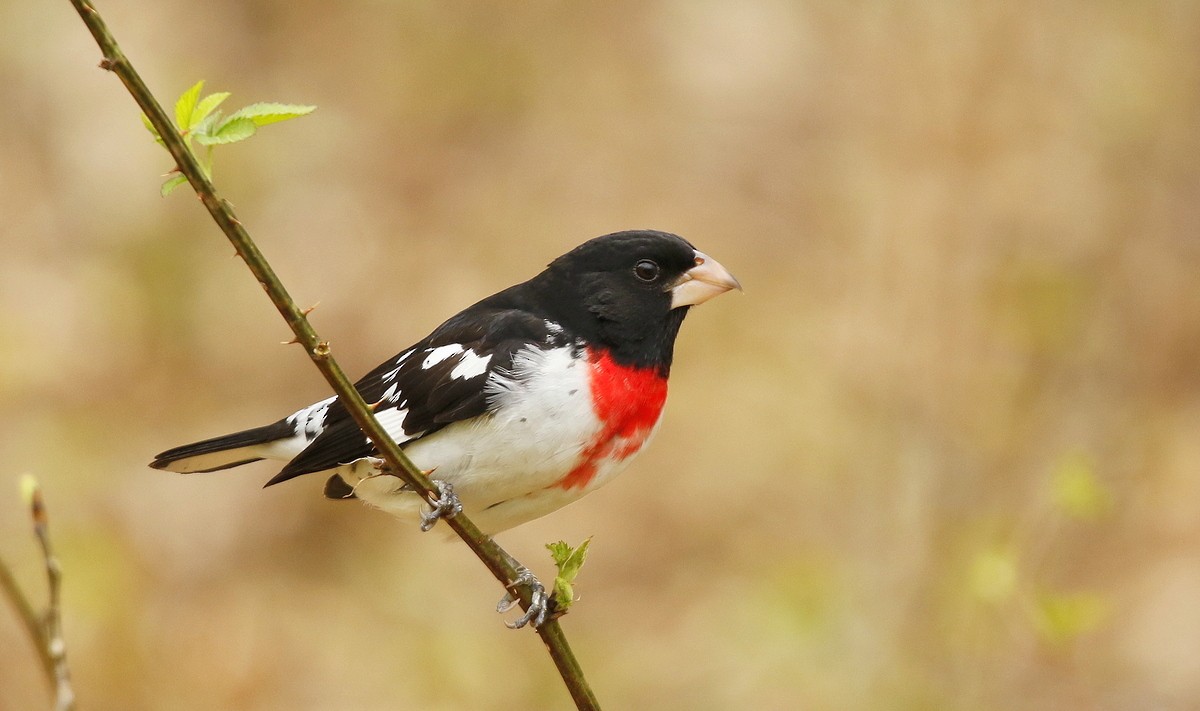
190;110;221;143
226;102;316;127
556;537;592;581
190;91;231;131
547;541;571;563
174;80;205;131
546;537;592;610
195;116;257;146
160;173;188;197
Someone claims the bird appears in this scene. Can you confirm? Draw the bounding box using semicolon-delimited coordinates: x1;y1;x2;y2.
151;229;739;538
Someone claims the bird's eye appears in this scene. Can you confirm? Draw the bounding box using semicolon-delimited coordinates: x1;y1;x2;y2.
634;259;660;282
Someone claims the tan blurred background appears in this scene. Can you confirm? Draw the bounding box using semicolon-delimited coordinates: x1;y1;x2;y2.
2;1;1198;709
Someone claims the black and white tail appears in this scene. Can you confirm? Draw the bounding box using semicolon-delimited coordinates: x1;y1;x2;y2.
149;419;299;473
151;397;335;474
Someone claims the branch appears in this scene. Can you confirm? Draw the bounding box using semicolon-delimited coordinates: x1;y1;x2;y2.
0;551;55;684
0;476;76;711
63;2;599;708
27;478;76;711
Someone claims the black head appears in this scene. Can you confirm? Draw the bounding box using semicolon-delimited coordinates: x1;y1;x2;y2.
528;230;739;373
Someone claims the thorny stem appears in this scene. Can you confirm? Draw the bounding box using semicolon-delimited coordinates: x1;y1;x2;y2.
63;1;600;709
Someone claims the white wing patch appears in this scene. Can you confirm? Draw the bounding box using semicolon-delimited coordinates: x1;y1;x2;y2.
450;350;492;380
288;396;336;439
373;407;413;441
381;349;416;382
250;395;337;461
423;344;465;369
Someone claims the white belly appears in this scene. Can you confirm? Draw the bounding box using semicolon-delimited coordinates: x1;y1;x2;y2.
339;346;661;533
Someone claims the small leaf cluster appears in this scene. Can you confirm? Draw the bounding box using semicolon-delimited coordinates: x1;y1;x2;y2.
546;537;592;611
141;80;315;196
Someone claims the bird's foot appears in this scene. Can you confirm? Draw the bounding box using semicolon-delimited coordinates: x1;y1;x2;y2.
497;567;549;629
419;479;462;532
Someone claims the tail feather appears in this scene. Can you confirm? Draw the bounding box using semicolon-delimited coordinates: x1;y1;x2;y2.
150;419;297;473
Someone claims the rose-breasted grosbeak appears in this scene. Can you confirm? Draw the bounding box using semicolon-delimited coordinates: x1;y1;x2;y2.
151;230;739;537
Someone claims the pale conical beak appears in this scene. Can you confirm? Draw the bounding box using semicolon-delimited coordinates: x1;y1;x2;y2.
669;250;742;309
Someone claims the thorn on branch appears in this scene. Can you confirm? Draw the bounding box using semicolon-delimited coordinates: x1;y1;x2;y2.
97;58;114;71
281;336;301;346
301;302;320;317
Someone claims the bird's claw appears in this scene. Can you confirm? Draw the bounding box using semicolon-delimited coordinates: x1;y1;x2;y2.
419;479;462;532
498;568;549;629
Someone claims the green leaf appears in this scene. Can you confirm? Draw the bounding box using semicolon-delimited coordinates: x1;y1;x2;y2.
140;113;165;144
195;116;257;146
226;102;316;127
174;80;205;132
546;537;592;609
190;110;221;143
160;173;188;197
190;91;231;131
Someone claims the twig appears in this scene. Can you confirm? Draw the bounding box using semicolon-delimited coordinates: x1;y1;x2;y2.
28;479;77;711
0;553;55;684
62;2;599;708
0;476;76;710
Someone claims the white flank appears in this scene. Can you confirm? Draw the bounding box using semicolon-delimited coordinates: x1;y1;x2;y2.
422;344;464;368
450;350;492;380
348;343;641;533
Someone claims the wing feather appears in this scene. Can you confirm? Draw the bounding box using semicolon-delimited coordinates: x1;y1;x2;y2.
265;309;562;485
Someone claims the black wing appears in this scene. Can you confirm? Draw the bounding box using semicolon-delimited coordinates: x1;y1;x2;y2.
265;307;567;485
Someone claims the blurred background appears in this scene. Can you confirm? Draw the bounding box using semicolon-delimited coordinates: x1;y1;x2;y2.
2;1;1198;709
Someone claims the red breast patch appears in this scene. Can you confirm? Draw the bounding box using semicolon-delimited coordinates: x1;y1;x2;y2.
557;348;668;490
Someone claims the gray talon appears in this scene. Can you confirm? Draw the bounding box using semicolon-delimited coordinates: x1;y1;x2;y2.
419;480;462;532
499;569;548;629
